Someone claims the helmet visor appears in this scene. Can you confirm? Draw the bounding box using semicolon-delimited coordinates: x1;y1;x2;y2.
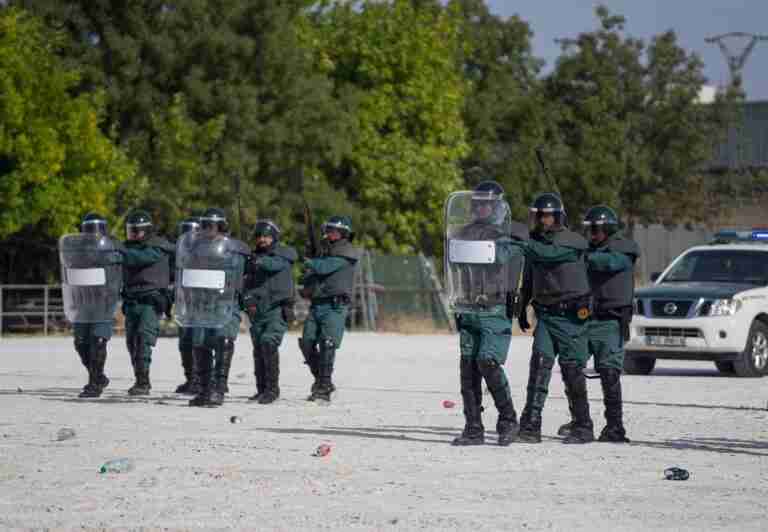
529;208;564;233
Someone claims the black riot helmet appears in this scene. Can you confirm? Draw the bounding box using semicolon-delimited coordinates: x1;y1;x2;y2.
200;207;229;234
528;192;566;233
80;212;108;236
471;180;509;225
253;219;281;242
177;216;201;237
582;205;620;238
322;215;353;241
125;209;153;239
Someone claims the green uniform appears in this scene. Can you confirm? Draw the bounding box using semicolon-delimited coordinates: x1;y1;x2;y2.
120;237;173;395
243;253;292;348
449;217;527;447
300;242;358;402
585;249;634;371
514;230;593;443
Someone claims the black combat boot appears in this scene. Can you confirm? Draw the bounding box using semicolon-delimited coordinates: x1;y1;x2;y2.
478;359;518;446
128;342;151;396
452;358;485;446
557;380;577;437
175;348;199;395
299;338;320;400
75;340;96;397
93;337;110;392
560;362;594;444
311;340;337;402
518;352;554;443
598;368;629;443
189;347;214;407
80;337;109;398
248;345;266;401
208;338;235;407
258;343;280;405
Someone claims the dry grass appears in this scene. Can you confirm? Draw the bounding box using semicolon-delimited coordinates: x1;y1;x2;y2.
373;314;452;334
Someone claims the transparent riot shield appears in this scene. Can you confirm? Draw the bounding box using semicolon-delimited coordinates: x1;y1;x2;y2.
444;191;524;313
174;232;247;328
59;234;123;323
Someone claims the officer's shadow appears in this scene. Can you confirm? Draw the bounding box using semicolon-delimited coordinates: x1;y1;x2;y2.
255;424;561;445
3;386;192;406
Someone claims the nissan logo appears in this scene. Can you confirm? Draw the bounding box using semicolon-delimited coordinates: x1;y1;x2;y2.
663;302;678;315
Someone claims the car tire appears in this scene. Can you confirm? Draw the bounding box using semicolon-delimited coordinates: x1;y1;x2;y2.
733;320;768;378
623;355;656;375
714;361;735;375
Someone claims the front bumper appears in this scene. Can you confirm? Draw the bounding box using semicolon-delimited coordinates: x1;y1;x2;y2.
625;314;747;360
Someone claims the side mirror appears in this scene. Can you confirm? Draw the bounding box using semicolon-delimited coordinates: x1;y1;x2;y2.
650;272;661;283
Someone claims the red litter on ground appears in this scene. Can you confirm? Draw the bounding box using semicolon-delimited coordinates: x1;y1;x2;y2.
442;400;456;409
313;444;332;457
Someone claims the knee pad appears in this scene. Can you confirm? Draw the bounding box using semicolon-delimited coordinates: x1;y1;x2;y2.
534;352;554;371
598;367;621;386
477;358;500;376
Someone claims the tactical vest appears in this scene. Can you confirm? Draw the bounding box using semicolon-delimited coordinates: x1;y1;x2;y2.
244;244;297;306
531;229;591;305
454;222;523;306
123;237;172;294
310;239;359;299
590;235;639;311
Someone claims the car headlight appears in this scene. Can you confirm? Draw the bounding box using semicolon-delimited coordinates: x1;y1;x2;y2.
708;298;742;316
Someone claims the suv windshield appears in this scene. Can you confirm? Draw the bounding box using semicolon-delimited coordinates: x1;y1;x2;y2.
662;250;768;284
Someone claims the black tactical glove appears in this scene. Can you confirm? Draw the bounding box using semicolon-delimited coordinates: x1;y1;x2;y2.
518;312;531;333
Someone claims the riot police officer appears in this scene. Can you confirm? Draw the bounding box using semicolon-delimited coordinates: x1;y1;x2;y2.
59;213;122;398
444;181;528;446
558;205;639;442
177;208;249;407
299;215;360;403
242;219;297;404
174;216;202;395
515;193;594;444
120;209;174;395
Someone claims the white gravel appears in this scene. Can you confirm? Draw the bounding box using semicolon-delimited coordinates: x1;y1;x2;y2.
1;333;766;531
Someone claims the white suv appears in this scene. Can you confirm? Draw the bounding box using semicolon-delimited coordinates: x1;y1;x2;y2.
625;230;768;377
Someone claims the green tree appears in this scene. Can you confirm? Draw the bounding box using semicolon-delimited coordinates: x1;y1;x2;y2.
546;6;733;229
448;0;548;214
0;7;135;240
312;0;470;255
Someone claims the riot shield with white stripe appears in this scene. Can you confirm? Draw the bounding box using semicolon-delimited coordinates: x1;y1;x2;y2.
58;234;123;323
174;232;246;328
444;190;524;313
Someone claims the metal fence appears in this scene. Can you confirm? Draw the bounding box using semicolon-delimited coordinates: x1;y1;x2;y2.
2;230;732;336
0;285;66;336
0;251;453;337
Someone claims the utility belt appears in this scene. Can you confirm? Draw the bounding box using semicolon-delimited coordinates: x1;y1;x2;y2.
535;296;593;320
311;294;351;307
122;290;168;315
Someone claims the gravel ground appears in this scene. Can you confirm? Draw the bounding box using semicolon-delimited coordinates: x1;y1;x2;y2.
1;332;766;531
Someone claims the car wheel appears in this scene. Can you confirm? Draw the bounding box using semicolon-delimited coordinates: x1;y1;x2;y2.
623;355;656;375
714;361;735;375
733;320;768;378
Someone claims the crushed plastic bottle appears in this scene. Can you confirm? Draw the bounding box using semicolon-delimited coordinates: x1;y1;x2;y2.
56;428;76;441
99;458;135;474
312;444;332;457
664;467;690;481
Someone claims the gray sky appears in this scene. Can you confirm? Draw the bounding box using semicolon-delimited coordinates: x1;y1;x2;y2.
486;0;768;101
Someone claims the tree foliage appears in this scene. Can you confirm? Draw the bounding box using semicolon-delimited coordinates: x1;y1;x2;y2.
311;0;470;255
545;6;735;229
0;7;135;239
